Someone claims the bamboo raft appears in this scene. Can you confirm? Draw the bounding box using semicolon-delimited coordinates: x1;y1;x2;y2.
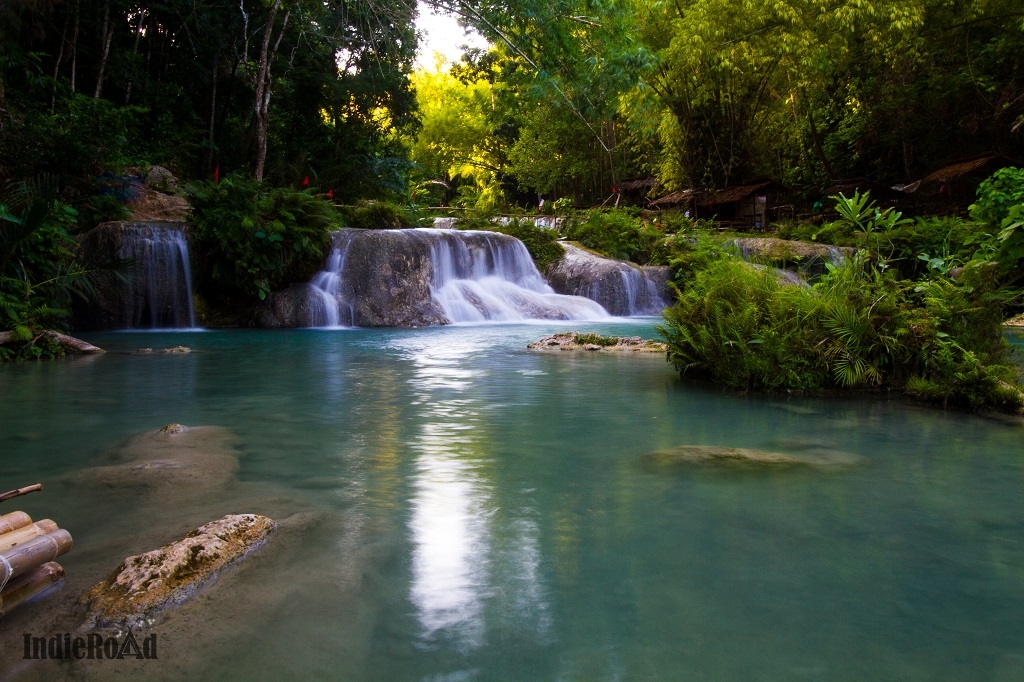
0;484;72;618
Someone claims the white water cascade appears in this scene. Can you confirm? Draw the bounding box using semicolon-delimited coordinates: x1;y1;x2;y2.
120;224;196;328
305;228;610;327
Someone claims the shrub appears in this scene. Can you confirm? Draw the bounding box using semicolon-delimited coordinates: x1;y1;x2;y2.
562;209;662;264
344;200;417;229
658;253;1022;411
476;219;565;272
969;167;1024;271
188;176;340;303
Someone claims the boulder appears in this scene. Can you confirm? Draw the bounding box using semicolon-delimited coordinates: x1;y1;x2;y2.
144;165;178;192
545;243;668;315
80;514;276;629
732;238;855;277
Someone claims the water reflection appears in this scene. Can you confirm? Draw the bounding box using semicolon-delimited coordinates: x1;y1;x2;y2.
404;335;552;656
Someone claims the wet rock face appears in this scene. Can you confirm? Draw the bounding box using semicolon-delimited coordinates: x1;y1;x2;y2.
80;514;276;629
255;230;449;328
545;243;668;315
74;221;195;330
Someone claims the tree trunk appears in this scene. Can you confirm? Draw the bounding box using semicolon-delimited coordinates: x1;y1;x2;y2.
124;10;146;104
208;53;220;171
69;3;80;93
253;1;290;182
252;0;281;181
93;2;113;98
50;15;70;110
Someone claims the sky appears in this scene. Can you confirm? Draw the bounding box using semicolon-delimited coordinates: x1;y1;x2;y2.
415;1;490;70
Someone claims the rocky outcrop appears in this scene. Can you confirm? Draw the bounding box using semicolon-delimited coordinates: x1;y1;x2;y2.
545;243;669;315
80;514;276;629
74;221;195;329
528;331;667;353
733;238;854;278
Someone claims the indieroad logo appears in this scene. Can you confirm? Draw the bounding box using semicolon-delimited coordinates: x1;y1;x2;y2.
23;629;157;660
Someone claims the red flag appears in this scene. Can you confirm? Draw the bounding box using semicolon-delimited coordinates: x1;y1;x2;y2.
302;176;309;187
213;166;220;183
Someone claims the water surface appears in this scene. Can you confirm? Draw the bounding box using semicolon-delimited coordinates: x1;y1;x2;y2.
0;322;1022;680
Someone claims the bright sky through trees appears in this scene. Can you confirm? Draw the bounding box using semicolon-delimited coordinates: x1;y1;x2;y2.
415;1;489;70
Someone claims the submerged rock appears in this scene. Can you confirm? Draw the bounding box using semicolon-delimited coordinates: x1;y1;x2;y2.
643;444;864;469
160;345;191;354
528;331;667;353
545;243;669;315
80;514;276;629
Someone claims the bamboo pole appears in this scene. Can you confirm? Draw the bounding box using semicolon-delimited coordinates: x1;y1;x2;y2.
0;512;32;535
0;484;43;503
0;521;59;554
0;562;65;618
0;530;73;583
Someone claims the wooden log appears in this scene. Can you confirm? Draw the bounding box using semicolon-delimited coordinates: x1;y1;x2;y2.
41;331;104;354
0;512;32;535
0;520;59;553
0;483;43;503
0;562;65;618
0;530;73;583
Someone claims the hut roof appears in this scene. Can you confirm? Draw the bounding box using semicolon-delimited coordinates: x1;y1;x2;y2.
918;153;1016;185
648;189;705;207
829;179;908;201
617;177;659;191
699;181;787;206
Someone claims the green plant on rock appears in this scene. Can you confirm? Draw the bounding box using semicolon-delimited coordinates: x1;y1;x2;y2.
188;176;340;303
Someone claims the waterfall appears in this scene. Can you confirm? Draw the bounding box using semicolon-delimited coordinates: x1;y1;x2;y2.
304;228;609;327
120;223;196;328
307;230;358;327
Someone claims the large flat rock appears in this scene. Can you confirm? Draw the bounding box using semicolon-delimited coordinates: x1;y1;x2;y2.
80;514;276;629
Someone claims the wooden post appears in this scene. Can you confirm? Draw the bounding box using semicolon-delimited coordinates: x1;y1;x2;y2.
0;530;73;583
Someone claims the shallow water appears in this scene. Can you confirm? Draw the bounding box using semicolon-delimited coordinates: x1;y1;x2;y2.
1;321;1023;680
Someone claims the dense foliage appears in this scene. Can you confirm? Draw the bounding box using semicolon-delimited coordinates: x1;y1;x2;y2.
658;254;1022;409
188;177;340;304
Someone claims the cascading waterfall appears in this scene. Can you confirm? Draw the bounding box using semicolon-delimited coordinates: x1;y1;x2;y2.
120;224;196;328
305;228;609;327
426;230;608;323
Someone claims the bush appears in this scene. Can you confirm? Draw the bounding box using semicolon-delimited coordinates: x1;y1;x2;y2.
562;209;663;264
344;200;418;229
658;253;1023;410
969;167;1024;271
188;176;340;303
475;219;565;272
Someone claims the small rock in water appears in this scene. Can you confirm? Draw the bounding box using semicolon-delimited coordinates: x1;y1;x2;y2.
528;331;667;353
160;346;191;354
134;348;155;354
159;423;188;434
80;514;276;629
643;444;864;469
